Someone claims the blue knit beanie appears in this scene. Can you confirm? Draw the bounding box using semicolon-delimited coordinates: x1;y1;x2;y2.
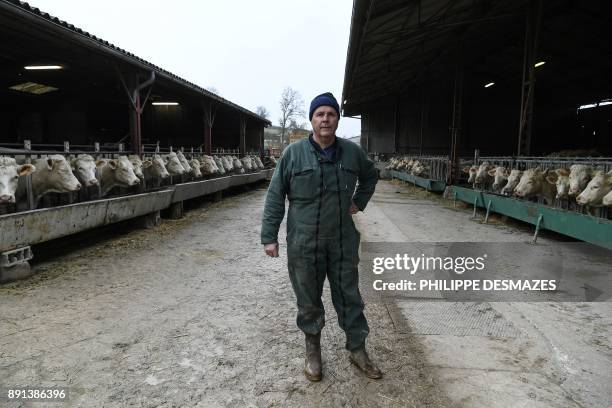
309;92;340;121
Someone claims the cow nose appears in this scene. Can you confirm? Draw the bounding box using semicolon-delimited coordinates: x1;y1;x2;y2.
75;183;82;190
0;195;13;203
89;179;99;186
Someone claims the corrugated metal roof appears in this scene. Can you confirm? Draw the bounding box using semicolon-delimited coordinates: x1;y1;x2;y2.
1;0;271;125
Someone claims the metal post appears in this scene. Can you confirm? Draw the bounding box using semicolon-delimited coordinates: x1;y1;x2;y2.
23;140;34;210
394;97;400;153
118;69;155;157
532;213;543;243
202;101;216;155
484;200;492;223
448;43;463;185
419;88;427;156
239;116;246;155
517;0;543;156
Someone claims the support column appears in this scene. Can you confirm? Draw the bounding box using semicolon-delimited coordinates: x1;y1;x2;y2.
259;127;264;157
517;0;543;156
239;116;247;155
448;45;464;185
202;101;217;155
394;97;400;153
419;85;428;156
118;69;155;156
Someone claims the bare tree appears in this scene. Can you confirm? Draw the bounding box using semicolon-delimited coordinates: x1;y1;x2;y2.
279;87;305;146
206;86;221;96
255;106;270;120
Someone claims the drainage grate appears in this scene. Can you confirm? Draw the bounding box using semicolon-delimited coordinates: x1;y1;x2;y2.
396;301;523;337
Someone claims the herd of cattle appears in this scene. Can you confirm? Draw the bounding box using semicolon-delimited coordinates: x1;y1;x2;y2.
0;151;277;210
387;156;612;210
386;157;429;177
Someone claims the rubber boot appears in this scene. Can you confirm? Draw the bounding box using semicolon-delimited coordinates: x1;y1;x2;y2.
304;333;322;381
349;345;382;379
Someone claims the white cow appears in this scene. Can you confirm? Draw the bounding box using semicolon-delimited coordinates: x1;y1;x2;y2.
602;190;612;206
474;162;495;189
221;156;234;172
500;169;522;196
189;159;203;178
462;164;478;185
253;156;265;170
200;156;218;176
488;166;509;192
232;156;245;174
163;152;186;176
213;156;226;175
513;167;556;205
71;154;98;187
128;155;145;180
96;156;140;196
576;170;612;207
143;155;170;179
568;164;593;198
0;156;35;204
176;151;193;175
241;156;254;172
545;168;570;200
16;155;82;205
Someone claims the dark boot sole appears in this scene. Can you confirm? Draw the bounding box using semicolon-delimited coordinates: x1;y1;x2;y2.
304;370;322;382
349;356;383;379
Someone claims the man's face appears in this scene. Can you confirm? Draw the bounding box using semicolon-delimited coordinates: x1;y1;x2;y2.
311;106;339;142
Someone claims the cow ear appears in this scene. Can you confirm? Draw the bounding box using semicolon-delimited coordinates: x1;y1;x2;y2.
487;169;496;176
546;173;558;184
45;158;53;170
108;160;118;170
557;168;569;176
542;168;549;176
533;166;540;171
143;160;152;168
462;166;470;174
18;164;36;176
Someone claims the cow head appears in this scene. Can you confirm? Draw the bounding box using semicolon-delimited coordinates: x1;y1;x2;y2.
488;166;509;192
514;167;549;198
0;156;35;204
43;155;82;193
576;170;612;206
546;168;570;199
71;155;98;187
568;164;592;197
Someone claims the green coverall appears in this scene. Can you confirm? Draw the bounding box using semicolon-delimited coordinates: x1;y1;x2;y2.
261;136;378;350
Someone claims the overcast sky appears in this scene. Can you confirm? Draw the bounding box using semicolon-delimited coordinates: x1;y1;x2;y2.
31;0;361;138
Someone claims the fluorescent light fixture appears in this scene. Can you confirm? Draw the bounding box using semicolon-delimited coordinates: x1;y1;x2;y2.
9;82;58;94
484;82;495;88
599;100;612;107
534;61;546;67
152;102;179;106
24;65;63;70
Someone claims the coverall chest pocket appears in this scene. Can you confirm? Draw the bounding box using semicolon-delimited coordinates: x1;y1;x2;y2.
289;166;319;199
341;166;359;195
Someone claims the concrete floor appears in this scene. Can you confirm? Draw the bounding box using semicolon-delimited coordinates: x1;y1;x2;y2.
0;180;610;407
354;180;612;408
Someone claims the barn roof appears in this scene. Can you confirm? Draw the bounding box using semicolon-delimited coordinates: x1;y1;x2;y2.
342;0;612;116
0;0;271;125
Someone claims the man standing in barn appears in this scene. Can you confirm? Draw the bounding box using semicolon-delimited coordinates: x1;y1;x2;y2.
261;92;381;381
